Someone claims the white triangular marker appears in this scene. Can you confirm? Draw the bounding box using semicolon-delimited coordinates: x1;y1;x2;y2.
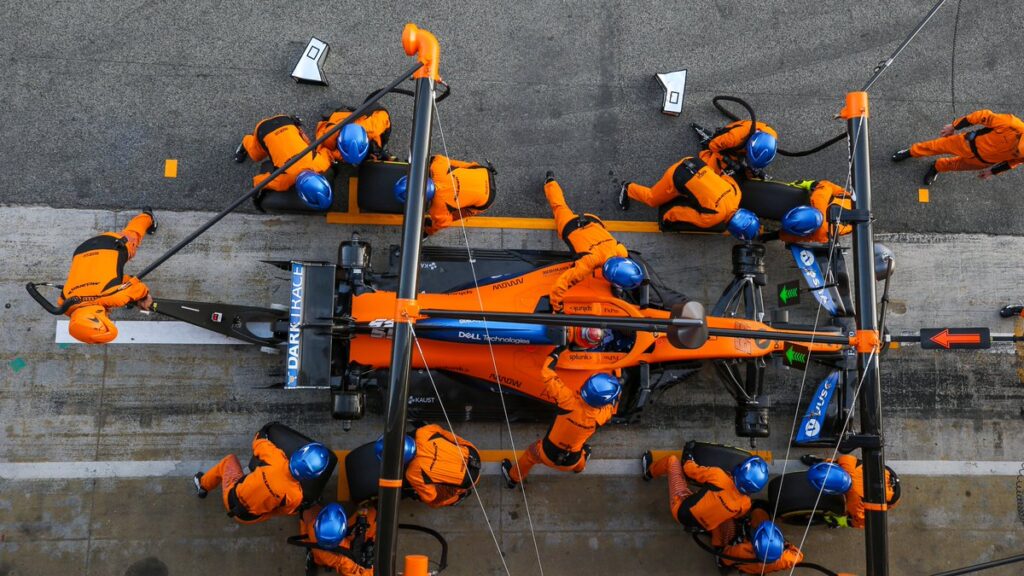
655;70;687;116
291;37;330;86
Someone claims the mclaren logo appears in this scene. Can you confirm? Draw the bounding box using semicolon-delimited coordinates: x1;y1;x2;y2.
491;277;524;290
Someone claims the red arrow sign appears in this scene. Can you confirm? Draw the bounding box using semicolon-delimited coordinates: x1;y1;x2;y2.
929;329;981;349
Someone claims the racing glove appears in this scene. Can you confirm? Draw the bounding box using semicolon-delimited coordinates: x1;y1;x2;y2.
682;440;697;461
546;345;567;369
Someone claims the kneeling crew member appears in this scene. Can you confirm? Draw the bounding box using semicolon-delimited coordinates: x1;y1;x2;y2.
501;348;620;486
374;424;482;508
777;180;853;245
236;115;334;210
294;503;376;575
719;508;804;574
423;155;497;236
60;210;157;344
707;120;779;176
893;109;1024;185
193;433;330;524
545;173;645;313
315;105;393;165
801;454;901;529
618;156;750;236
641;449;768;532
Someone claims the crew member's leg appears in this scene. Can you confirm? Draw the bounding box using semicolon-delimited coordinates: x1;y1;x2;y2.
649;455;692;521
627;162;680;207
119;213;154;259
710;519;736;547
909;134;971;160
934;156;989;173
662;206;731;230
544;180;578;233
509;440;545;483
200;454;244;512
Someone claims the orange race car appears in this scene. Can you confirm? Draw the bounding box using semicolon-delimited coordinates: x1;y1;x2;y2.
152;235;860;440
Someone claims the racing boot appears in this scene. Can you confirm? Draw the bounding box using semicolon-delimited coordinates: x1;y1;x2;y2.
617;181;631;211
574;444;592;473
142;207;157;235
234;140;248;163
192;472;208;499
999;304;1024;318
545;170;556;183
641;450;653;481
923;162;939;186
891;148;911;162
500;459;517;489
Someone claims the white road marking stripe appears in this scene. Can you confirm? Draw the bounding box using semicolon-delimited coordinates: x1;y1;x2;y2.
55;320;250;345
1;459;1020;480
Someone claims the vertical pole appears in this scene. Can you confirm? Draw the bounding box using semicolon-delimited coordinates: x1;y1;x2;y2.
375;24;440;576
842;91;889;576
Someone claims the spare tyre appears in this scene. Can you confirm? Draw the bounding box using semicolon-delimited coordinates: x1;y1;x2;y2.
344;441;381;504
251;422;338;506
688;441;754;472
768;471;846;525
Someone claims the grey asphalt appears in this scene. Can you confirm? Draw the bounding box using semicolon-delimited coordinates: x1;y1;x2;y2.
2;1;1023;234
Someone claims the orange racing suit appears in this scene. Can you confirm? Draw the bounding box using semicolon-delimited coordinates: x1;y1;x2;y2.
648;455;753;532
405;424;481;508
59;213;153;342
778;180;853;244
719;508;805;574
242;115;332;191
546;179;629;313
835;455;899;529
424;155;497;236
626;156;741;231
708;120;778;165
508;355;615;482
315;105;392;163
910;109;1024;174
200;435;305;524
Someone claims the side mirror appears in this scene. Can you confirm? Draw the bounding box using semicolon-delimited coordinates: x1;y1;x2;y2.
667;300;709;349
873;243;895;281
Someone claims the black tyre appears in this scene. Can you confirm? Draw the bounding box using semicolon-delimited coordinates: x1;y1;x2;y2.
689;441;753;472
344;441;381;504
251;422;338;506
768;471;846;525
356;160;408;214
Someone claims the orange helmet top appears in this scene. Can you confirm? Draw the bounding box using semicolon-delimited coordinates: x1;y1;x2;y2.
68;305;118;344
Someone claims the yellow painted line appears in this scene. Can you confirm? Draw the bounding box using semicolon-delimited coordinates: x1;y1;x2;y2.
478;449;524;462
918;188;929;203
889;342;901;350
334;450;350;503
326;211;667;233
163;159;178;178
650;449;773;464
347;177;359;214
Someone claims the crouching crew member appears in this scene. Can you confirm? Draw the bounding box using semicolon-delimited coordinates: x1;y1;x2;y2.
707;119;779;177
193;431;330;524
315;105;393;165
641;448;769;532
718;507;803;574
60;210;157;344
777;180;853;245
375;423;482;508
893;109;1024;185
501;348;620;486
801;455;901;529
393;155;497;236
236;115;334;210
293;503;376;575
545;173;645;313
618;156;759;239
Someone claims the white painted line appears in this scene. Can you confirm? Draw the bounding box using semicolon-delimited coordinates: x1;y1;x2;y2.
2;459;1020;480
56;320;247;345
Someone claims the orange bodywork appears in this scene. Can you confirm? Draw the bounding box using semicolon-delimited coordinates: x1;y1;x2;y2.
349;261;844;403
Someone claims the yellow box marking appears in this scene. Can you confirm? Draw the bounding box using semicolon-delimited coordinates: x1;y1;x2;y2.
326;212;668;234
163;159;178;178
347;177;359;214
918;188;929;203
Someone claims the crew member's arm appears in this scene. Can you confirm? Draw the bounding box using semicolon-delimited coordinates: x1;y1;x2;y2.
953;109;1002;130
425;199;453;236
98;276;150;310
708;124;746;154
539;353;577;411
549;252;602;313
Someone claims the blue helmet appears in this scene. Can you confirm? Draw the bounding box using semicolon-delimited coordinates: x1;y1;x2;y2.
746;131;777;169
374;434;417;465
314;503;348;548
732;456;769;494
807;462;853;495
580;373;621;408
394;175;436;205
338;124;369;165
752;521;785;563
601;257;645;290
295;171;333;211
289;442;330;480
781;206;824;237
727;208;760;242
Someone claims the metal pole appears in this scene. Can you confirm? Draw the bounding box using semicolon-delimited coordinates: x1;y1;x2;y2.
861;0;949;92
930;552;1024;576
135;62;423;280
376;23;440;575
844;91;889;575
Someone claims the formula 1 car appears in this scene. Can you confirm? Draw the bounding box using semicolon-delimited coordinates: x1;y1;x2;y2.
152;227;869;443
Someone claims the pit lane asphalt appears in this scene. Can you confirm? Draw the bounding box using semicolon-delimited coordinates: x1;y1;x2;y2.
2;0;1023;235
